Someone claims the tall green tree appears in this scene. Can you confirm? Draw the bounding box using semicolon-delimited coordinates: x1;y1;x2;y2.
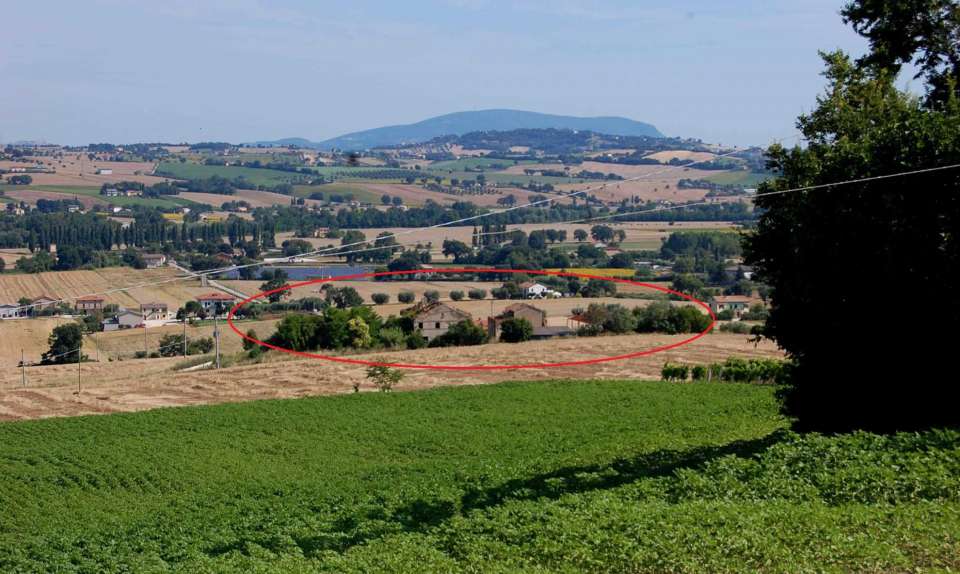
744;1;960;432
42;323;85;365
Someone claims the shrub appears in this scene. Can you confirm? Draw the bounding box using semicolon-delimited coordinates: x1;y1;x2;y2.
719;322;751;334
242;329;258;351
449;290;464;301
378;327;405;348
468;289;487;300
491;287;510;300
661;363;690;382
429;320;487;347
634;302;711;334
716;309;735;321
691;365;707;380
423;290;440;303
499;317;533;343
365;365;404;392
371;293;390;305
398;292;415;304
405;331;426;349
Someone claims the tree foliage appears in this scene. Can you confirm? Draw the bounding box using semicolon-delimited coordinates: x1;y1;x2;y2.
42;323;85;365
499;317;533;343
744;2;960;432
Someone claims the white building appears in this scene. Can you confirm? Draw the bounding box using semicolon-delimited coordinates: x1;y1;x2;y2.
196;293;237;316
142;253;167;269
519;281;555;299
0;304;22;319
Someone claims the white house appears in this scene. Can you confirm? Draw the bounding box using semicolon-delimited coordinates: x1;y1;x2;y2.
196;293;237;316
95;168;113;175
0;304;22;319
142;253;167;269
519;281;556;299
140;302;169;321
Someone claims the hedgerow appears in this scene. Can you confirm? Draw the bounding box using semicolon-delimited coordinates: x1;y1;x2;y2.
663;358;788;384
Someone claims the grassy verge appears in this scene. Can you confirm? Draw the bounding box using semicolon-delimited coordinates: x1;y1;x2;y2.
0;380;956;572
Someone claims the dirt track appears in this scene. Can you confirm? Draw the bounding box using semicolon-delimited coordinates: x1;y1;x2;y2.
0;333;783;422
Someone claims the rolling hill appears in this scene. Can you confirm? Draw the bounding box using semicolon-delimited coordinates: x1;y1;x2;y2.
254;109;664;150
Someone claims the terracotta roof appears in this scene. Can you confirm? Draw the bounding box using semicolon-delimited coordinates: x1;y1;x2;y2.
712;295;754;304
196;292;236;301
76;295;105;302
503;302;544;314
140;302;168;309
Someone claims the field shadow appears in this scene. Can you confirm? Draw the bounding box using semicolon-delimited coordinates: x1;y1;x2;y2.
258;431;790;559
390;429;789;532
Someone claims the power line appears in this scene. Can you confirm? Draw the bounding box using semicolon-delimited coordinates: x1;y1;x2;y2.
20;135;959;317
8;142;770;315
224;158;960;262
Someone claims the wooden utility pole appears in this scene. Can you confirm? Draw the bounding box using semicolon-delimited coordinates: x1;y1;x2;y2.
143;323;148;357
214;313;221;369
20;349;26;387
76;347;81;394
182;317;187;357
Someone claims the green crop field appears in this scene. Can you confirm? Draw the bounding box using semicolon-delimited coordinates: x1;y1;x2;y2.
293;183;391;205
1;380;957;573
18;186;206;209
157;162;418;186
66;186;203;208
155;162;308;186
703;170;772;187
427;157;537;171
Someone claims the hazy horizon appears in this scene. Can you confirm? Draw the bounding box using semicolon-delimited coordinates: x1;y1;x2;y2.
1;0;876;147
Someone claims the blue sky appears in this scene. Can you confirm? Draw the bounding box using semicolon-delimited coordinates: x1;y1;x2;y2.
1;0;874;146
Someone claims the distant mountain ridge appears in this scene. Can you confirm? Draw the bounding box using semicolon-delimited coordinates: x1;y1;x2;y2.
252;110;663;150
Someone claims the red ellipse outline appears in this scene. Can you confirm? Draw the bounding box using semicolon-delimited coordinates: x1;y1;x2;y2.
227;268;716;370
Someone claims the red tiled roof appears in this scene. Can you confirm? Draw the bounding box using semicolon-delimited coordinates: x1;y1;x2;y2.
76;295;105;302
712;295;754;304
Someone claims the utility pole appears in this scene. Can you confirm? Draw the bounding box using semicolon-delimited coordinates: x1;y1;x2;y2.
214;312;221;369
182;317;187;357
143;322;148;357
20;349;26;387
77;347;81;395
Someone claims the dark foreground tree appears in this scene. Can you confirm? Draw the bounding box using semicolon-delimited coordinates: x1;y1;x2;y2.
744;1;960;432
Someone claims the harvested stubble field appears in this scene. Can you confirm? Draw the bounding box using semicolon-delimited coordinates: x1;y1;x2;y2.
86;317;282;359
0;248;31;267
1;157;168;186
221;279;677;316
0;267;210;311
643;150;720;163
276;220;738;258
176;188;323;209
0;332;782;421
